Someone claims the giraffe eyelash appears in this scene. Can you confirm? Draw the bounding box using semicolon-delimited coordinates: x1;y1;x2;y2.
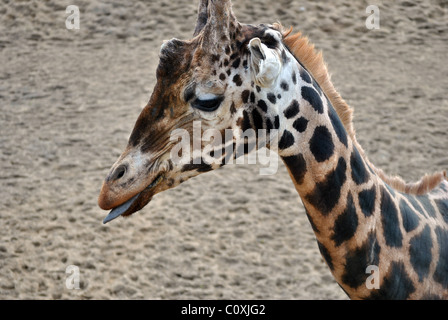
191;96;224;112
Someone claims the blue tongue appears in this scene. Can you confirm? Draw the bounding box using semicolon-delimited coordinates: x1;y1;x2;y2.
103;193;140;224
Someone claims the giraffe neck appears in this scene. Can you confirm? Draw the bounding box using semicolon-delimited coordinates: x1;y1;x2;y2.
268;54;391;298
273;60;376;295
270;53;448;299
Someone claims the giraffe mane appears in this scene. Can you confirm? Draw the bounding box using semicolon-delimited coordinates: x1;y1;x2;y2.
277;25;447;195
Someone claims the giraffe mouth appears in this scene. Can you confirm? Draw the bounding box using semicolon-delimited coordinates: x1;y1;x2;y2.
102;174;164;224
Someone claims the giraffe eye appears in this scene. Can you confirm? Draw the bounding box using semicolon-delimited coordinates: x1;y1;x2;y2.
191;96;224;112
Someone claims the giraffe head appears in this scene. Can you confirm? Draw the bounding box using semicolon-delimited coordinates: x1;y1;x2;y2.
98;0;291;223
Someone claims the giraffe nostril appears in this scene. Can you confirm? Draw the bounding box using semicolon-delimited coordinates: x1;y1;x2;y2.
109;164;127;182
116;167;125;179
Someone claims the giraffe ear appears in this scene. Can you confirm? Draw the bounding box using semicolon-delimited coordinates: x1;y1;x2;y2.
249;38;282;88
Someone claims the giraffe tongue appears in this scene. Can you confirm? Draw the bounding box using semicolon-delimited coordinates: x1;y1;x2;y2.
103;193;142;224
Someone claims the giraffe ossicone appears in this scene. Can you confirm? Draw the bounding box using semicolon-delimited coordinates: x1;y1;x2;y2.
98;0;448;299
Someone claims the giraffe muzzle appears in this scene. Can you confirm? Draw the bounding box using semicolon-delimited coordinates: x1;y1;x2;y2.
102;174;164;224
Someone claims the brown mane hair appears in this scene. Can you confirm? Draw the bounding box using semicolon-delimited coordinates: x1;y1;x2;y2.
277;25;446;195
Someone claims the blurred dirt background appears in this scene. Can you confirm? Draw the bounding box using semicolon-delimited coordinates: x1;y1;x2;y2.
0;0;447;299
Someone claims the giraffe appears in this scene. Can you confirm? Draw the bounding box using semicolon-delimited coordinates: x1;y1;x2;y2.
98;0;448;299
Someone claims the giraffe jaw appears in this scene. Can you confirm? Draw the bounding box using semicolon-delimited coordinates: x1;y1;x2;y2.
102;174;164;224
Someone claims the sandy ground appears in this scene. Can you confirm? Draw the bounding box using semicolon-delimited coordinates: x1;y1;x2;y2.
1;0;447;300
